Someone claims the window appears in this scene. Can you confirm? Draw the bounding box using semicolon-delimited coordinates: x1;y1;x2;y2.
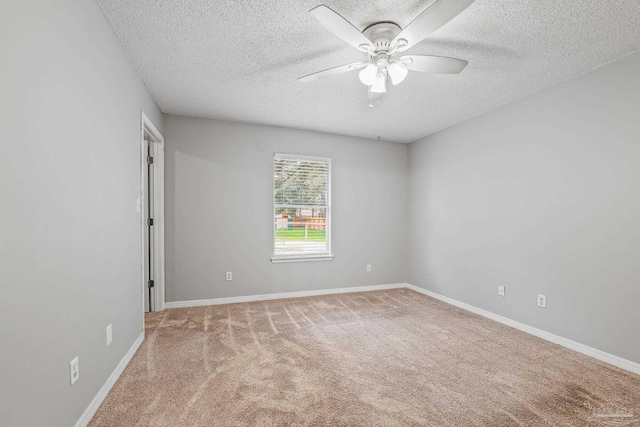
272;153;332;262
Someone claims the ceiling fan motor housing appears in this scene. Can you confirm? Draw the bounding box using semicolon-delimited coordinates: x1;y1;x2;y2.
363;22;402;53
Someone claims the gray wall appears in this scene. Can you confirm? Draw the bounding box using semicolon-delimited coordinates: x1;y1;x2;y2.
408;52;640;364
0;1;163;426
164;115;408;302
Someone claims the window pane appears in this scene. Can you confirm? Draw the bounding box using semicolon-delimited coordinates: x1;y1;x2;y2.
274;158;329;206
273;154;331;259
274;207;328;256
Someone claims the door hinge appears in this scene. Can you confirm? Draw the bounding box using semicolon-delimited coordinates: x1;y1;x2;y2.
148;280;155;288
147;218;154;226
147;155;154;164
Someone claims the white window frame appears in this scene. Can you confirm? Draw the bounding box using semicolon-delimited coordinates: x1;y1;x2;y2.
271;153;333;263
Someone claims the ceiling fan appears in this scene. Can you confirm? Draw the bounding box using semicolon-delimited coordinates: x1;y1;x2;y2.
298;0;474;105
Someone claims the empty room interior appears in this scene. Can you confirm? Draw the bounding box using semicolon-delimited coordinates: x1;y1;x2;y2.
3;0;640;426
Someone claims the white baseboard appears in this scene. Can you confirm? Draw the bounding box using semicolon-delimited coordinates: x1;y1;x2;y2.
165;283;405;309
403;283;640;376
74;331;145;427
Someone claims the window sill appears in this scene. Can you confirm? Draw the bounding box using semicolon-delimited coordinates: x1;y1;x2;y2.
271;255;334;264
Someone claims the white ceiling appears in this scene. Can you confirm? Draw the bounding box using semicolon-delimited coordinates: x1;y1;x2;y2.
95;0;640;143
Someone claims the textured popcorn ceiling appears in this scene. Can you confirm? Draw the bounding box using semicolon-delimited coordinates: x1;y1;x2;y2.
95;0;640;143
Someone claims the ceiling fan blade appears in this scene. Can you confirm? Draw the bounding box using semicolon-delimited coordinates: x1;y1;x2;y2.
310;5;374;52
298;62;368;83
393;0;475;51
401;55;468;74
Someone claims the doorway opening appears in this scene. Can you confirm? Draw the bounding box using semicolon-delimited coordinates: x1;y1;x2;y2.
140;112;165;318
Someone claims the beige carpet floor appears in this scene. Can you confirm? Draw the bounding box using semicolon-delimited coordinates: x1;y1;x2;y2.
89;289;640;426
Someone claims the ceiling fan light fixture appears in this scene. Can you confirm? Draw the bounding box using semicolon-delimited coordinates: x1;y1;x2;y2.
388;62;408;85
367;88;384;108
369;68;387;93
358;63;378;85
300;2;475;104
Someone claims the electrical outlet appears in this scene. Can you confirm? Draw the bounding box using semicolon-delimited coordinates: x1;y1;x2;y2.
70;357;79;385
366;264;372;272
537;294;547;308
225;272;232;281
106;324;112;346
498;286;505;297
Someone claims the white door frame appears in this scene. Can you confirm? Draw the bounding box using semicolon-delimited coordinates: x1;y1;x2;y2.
140;111;165;324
